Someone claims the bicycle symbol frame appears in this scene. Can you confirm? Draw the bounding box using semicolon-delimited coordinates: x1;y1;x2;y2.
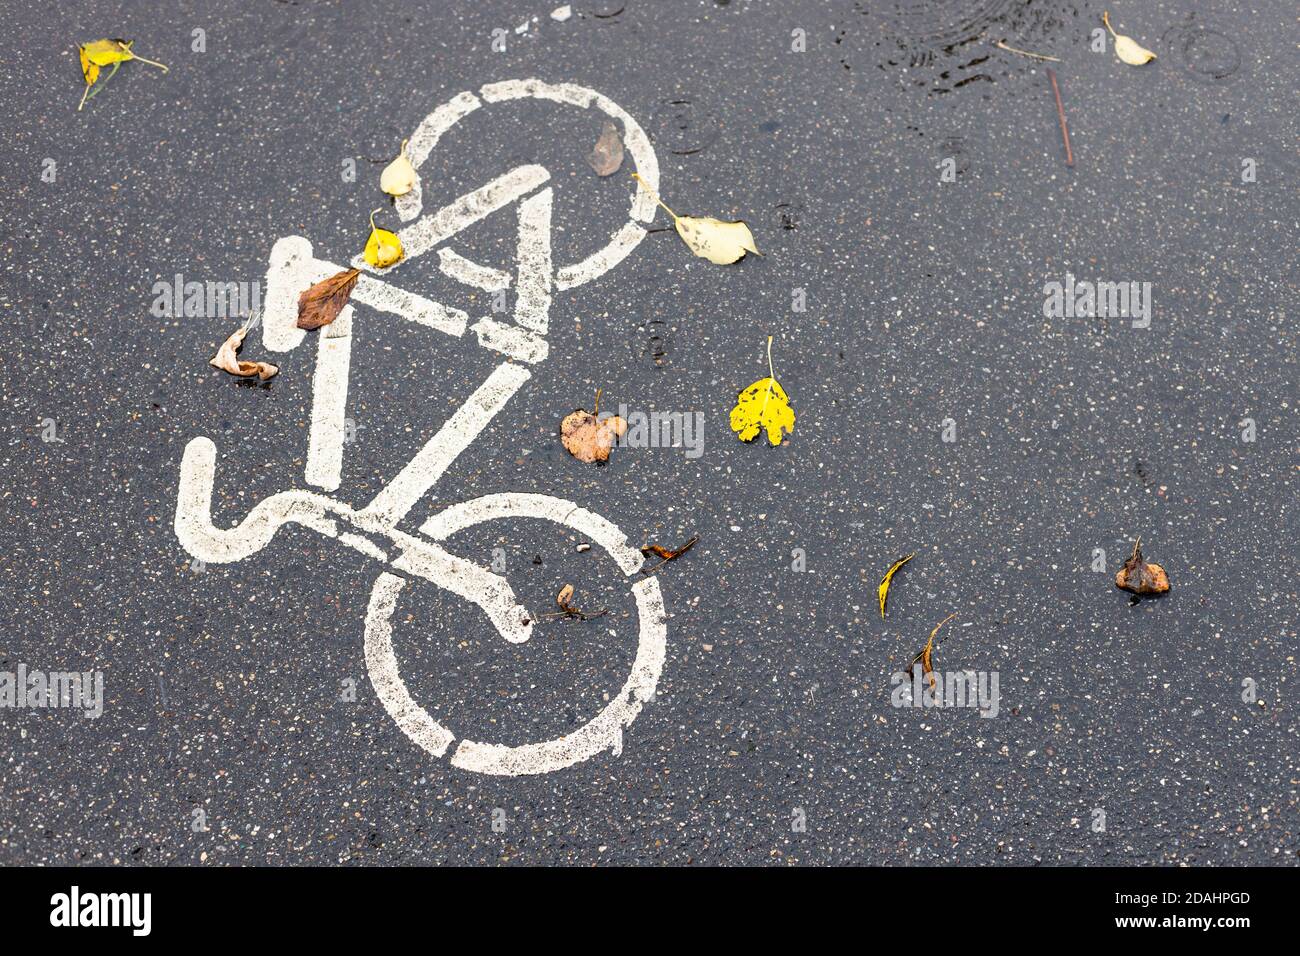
175;80;667;776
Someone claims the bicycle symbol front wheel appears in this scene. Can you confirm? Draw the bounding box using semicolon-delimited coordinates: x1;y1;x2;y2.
363;493;667;776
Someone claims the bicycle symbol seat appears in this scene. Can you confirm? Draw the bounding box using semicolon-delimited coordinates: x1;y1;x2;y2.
175;80;666;776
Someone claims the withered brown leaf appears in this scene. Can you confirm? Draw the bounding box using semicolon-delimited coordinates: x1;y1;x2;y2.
209;322;278;380
550;583;606;621
297;267;361;331
560;391;627;464
908;613;956;691
587;119;625;177
1115;538;1170;596
640;535;699;573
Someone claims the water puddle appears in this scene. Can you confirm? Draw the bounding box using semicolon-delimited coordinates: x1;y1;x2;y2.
1159;13;1244;83
840;0;1083;98
649;97;720;156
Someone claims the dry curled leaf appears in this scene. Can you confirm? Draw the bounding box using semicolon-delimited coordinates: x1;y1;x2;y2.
551;583;606;621
641;537;698;561
1103;12;1157;65
380;139;416;196
633;172;761;265
588;120;624;177
674;216;760;265
560;389;627;464
878;552;915;619
363;208;404;268
641;535;698;573
209;321;278;380
1115;538;1170;596
297;268;361;330
730;336;795;445
908;613;956;691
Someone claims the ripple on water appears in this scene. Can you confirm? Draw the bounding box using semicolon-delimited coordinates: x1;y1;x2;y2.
1159;15;1244;84
843;0;1084;99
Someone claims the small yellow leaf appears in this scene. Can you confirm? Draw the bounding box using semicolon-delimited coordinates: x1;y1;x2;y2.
910;613;956;692
78;46;99;86
632;172;761;265
82;38;135;66
380;139;416;197
878;553;915;619
77;45;103;111
674;215;760;265
81;38;167;70
730;336;794;446
77;38;167;111
363;209;404;268
1103;12;1156;65
1114;35;1156;65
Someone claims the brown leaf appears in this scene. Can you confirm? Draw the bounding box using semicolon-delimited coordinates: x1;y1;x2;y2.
587;119;624;177
550;583;606;621
209;323;278;380
641;535;699;563
560;408;627;464
297;268;361;331
1115;538;1170;595
908;613;956;691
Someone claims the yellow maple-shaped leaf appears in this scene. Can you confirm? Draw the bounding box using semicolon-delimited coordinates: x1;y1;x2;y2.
76;38;167;111
81;38;135;67
633;172;761;265
1103;12;1156;65
730;336;794;445
363;208;404;268
82;38;168;69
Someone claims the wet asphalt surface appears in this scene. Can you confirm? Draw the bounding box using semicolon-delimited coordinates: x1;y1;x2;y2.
1;0;1296;866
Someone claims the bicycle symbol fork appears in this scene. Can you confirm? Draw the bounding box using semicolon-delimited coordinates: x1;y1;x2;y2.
175;80;668;776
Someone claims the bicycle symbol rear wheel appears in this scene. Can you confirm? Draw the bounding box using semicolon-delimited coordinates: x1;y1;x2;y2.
363;493;667;776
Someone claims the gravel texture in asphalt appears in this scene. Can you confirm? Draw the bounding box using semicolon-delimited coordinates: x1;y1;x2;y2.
0;0;1296;864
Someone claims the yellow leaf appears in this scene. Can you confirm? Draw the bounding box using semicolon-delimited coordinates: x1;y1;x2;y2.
363;208;404;268
77;38;167;111
633;172;761;265
81;38;168;70
878;553;915;619
81;38;134;66
910;613;956;692
78;46;99;85
77;48;99;110
380;139;416;197
674;215;760;265
1103;12;1156;65
730;336;794;446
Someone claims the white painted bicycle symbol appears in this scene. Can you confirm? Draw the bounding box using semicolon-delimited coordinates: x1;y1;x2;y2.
175;80;666;776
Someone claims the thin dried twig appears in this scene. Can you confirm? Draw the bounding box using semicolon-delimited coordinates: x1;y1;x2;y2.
1046;69;1075;168
995;39;1060;62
